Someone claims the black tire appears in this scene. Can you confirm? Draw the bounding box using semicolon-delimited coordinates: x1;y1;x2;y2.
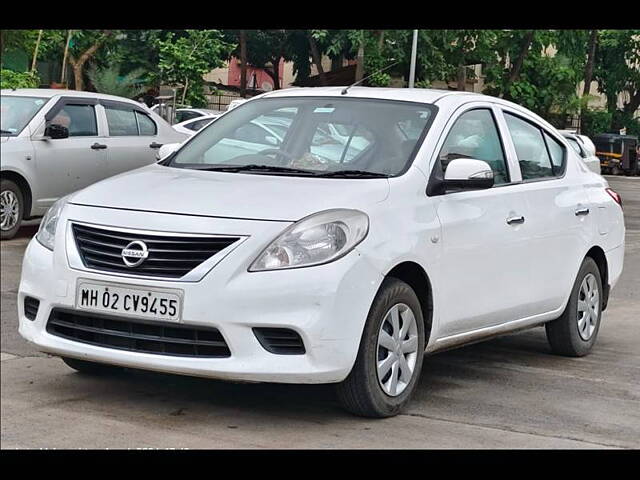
336;278;425;418
545;257;603;357
0;179;23;240
61;357;123;375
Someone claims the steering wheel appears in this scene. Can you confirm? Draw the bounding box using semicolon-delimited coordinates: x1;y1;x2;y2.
258;148;297;163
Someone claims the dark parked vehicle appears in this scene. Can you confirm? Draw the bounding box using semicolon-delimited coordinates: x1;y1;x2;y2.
594;133;638;176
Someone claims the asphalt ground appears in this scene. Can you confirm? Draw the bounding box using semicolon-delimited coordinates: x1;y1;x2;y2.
1;176;638;448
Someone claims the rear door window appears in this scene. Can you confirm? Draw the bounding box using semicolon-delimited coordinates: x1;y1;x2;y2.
543;132;566;175
105;107;138;136
135;111;157;136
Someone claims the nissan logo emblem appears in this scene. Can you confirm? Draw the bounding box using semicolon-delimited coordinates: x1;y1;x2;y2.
121;240;149;267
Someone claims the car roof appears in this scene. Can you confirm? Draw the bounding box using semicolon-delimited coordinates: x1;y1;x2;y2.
1;88;146;106
261;86;476;104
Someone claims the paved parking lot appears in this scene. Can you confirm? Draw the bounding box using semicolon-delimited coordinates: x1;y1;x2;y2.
1;176;639;449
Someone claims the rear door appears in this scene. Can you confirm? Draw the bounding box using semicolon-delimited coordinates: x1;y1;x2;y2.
101;101;162;176
431;103;532;337
499;108;593;314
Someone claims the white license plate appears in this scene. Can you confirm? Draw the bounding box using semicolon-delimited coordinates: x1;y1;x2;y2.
75;281;183;322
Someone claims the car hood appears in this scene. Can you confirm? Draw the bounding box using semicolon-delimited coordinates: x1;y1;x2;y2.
70;163;390;221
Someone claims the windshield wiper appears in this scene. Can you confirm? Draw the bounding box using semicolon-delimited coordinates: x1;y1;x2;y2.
315;170;390;178
0;129;14;134
191;164;318;175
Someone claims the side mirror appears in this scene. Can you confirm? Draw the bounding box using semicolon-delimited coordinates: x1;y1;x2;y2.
156;142;180;160
44;124;69;140
444;158;494;191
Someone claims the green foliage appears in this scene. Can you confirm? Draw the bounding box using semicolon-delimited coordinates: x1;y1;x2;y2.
581;109;613;136
594;30;640;113
611;110;640;136
0;69;40;89
156;30;233;107
87;64;147;98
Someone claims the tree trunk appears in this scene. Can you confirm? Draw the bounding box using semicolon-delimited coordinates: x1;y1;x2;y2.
624;90;640;115
503;30;535;99
31;29;43;73
583;29;598;97
61;30;72;84
355;41;365;82
457;64;467;91
67;32;110;91
264;59;281;90
239;30;247;97
181;77;189;106
307;32;327;86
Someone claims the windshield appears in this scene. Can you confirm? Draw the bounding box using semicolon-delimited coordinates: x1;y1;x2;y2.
167;97;436;177
1;95;49;136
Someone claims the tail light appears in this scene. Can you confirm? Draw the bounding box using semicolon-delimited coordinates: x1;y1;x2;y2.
605;188;622;207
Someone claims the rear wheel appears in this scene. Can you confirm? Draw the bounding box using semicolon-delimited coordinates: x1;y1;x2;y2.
61;357;123;375
336;278;425;417
1;179;23;240
545;257;603;357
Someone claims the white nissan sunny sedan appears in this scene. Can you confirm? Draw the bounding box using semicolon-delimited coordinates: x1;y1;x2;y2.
18;87;625;417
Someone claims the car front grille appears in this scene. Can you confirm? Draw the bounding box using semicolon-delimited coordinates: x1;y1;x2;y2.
71;223;240;279
47;309;231;358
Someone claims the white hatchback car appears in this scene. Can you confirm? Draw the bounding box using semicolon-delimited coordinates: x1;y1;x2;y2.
560;131;601;174
18;87;625;417
172;114;221;136
1;89;187;239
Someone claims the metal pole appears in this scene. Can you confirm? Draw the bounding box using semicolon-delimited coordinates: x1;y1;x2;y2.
408;29;418;88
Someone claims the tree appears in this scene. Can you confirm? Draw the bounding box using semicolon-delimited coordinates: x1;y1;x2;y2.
66;30;116;90
594;30;640;116
156;30;233;107
240;30;292;90
87;64;147;98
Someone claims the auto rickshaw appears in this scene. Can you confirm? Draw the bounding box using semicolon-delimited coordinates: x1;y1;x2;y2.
593;133;639;176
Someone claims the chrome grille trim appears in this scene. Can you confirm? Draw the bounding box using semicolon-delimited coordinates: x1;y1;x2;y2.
66;221;247;282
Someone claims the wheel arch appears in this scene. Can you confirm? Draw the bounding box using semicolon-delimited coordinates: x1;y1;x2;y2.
585;246;609;311
385;261;433;342
1;170;33;219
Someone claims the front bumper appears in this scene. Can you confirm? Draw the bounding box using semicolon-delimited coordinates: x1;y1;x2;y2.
18;206;383;384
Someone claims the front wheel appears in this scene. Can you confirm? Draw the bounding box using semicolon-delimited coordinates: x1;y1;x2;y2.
1;179;23;240
336;278;425;417
545;257;603;357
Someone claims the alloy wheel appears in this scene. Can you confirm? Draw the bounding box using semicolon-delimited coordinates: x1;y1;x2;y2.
577;273;599;341
0;190;20;232
376;303;419;397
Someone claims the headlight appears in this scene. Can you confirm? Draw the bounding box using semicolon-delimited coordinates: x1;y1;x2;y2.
36;196;68;251
249;209;369;272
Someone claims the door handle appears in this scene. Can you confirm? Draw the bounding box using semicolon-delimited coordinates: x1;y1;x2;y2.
91;143;107;150
506;215;525;225
149;142;163;149
575;207;590;216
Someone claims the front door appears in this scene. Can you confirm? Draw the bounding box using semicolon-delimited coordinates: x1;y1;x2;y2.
32;102;108;210
431;107;532;337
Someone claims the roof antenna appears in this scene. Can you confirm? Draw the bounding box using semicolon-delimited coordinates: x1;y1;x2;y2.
341;59;399;95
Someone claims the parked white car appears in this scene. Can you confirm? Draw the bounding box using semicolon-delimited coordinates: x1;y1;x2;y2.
560;130;601;174
1;89;187;239
227;98;248;111
172;114;221;136
18;87;625;417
